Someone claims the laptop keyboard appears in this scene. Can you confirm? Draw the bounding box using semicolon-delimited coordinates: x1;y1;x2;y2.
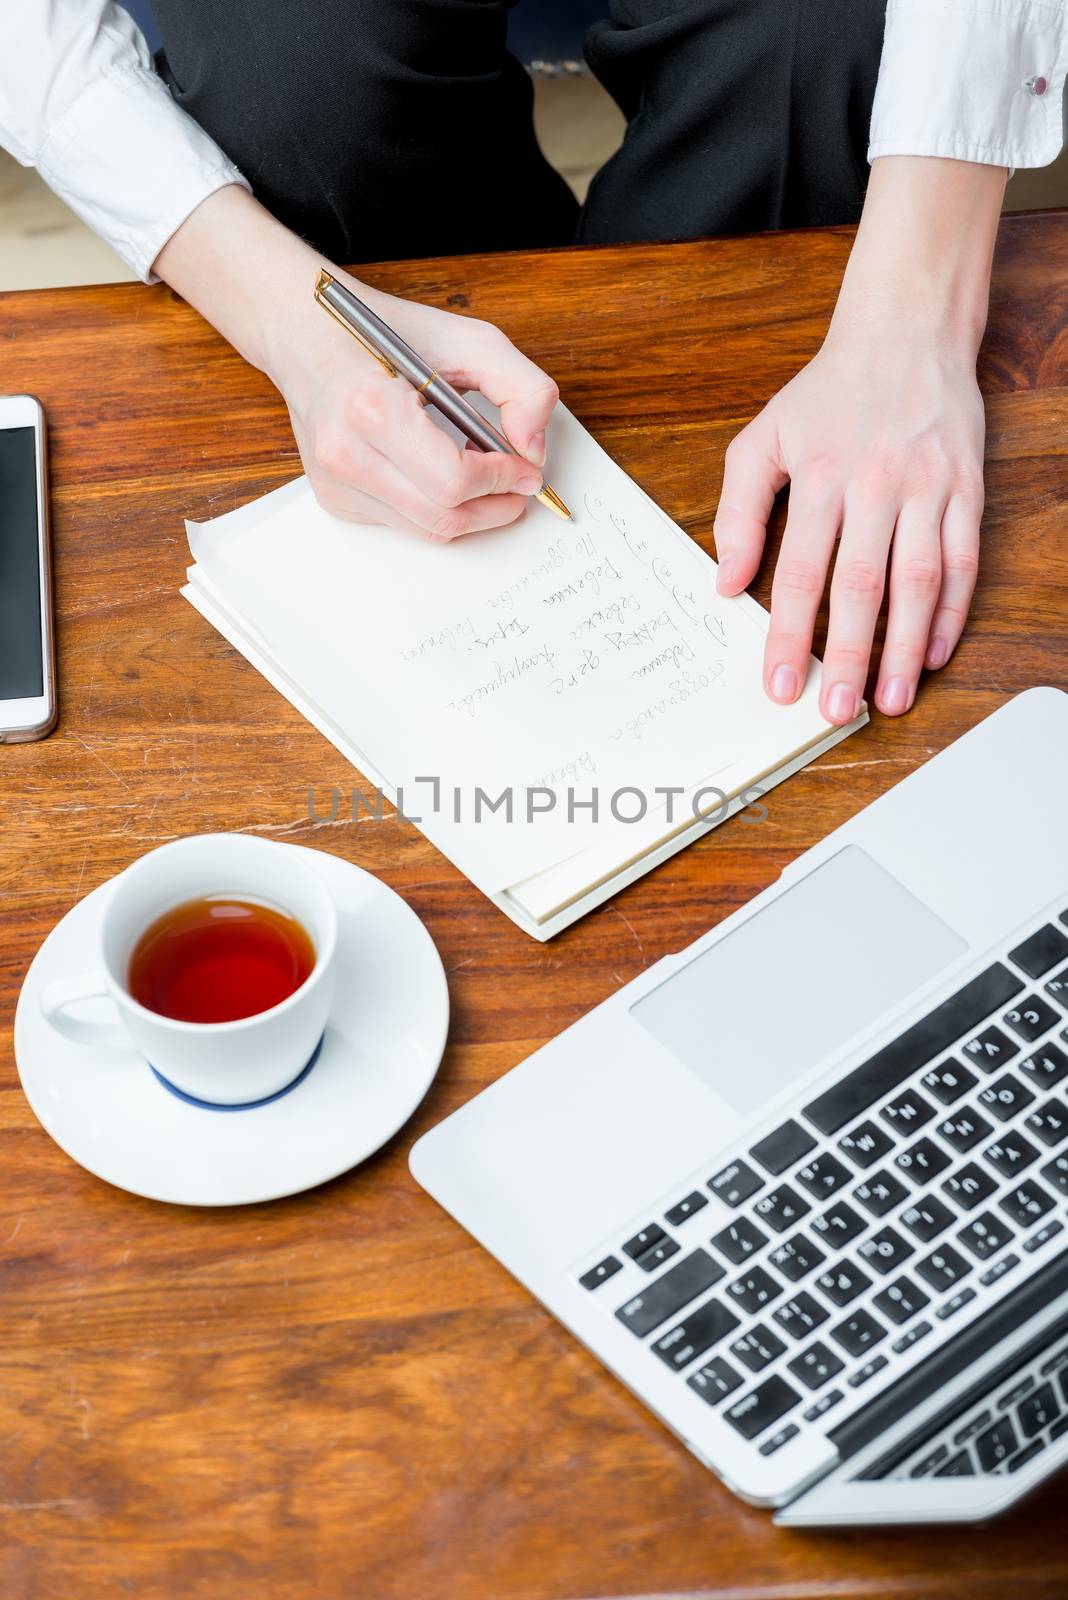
885;1325;1068;1479
577;910;1068;1463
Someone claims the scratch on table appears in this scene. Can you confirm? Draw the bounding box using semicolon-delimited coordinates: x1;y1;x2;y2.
69;731;131;791
6;1215;24;1243
611;905;646;964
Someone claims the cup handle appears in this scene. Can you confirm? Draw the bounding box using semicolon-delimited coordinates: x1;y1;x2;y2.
40;972;131;1050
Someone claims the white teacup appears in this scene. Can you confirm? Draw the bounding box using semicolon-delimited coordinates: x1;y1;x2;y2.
40;834;338;1106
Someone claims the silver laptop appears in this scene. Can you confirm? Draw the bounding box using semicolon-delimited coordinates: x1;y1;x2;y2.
410;686;1068;1526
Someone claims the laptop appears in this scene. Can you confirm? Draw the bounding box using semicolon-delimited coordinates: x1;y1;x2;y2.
410;686;1068;1526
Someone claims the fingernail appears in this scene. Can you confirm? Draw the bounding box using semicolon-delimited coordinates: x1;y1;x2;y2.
770;664;799;704
827;682;858;724
926;636;949;670
881;675;912;715
528;431;547;467
517;474;542;495
717;556;737;592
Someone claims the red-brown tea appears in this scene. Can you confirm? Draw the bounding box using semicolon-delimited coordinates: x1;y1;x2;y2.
128;895;316;1024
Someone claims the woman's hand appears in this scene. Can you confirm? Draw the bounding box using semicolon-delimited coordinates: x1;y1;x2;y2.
156;187;558;539
714;156;1007;724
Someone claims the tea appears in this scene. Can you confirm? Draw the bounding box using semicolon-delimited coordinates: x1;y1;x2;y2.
128;895;316;1024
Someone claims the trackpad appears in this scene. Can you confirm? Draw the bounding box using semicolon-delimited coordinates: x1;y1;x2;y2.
631;845;966;1116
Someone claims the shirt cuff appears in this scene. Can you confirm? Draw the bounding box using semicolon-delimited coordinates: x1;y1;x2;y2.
35;59;249;282
868;0;1068;171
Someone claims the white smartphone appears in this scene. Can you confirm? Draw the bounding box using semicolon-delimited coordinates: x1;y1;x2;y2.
0;394;57;742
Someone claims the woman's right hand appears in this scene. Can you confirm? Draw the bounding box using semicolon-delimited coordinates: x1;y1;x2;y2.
155;187;559;539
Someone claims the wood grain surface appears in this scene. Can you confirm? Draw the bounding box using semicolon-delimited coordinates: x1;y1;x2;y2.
0;213;1066;1600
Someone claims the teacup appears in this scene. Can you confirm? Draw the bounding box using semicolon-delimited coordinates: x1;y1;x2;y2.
40;834;338;1105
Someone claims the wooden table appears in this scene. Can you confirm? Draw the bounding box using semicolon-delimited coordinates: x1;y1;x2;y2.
1;213;1066;1600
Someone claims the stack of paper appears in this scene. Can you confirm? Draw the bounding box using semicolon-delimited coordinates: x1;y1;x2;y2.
183;404;865;938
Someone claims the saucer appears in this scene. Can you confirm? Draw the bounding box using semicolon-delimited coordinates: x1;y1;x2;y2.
14;845;449;1206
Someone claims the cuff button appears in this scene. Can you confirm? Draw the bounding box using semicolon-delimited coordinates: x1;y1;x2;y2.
1025;75;1048;96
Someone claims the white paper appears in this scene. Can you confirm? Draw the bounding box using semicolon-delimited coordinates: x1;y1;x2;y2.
184;404;858;906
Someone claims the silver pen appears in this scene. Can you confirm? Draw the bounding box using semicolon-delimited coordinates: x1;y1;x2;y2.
314;270;571;521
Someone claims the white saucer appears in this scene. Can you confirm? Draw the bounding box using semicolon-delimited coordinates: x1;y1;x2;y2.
14;845;449;1206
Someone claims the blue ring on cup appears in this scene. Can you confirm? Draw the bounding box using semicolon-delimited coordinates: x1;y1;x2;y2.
149;1033;324;1111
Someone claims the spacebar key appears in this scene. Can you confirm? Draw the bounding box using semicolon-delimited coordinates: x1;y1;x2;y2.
615;1248;725;1338
803;963;1024;1137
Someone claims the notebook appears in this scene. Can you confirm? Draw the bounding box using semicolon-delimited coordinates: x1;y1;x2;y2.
182;403;866;938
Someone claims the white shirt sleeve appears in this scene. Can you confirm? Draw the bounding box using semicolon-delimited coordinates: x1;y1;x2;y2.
0;1;249;282
869;0;1068;169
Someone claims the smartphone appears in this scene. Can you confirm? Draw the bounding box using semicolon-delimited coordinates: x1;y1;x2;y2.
0;394;57;742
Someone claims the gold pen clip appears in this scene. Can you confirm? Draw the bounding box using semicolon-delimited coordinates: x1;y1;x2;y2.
314;269;398;378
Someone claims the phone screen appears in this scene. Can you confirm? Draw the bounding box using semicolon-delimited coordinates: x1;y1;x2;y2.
0;426;44;699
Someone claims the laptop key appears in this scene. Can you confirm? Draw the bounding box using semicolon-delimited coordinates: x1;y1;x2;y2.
1004;997;1060;1044
983;1130;1040;1180
921;1058;977;1106
804;1388;844;1421
759;1422;800;1456
881;1087;936;1134
1025;1098;1068;1147
623;1224;667;1260
1023;1220;1063;1252
749;1119;816;1176
768;1233;826;1282
891;1319;933;1354
773;1291;829;1339
942;1162;998;1211
1007;1439;1046;1473
938;1109;994;1154
831;1308;886;1357
635;1236;681;1272
1040;1153;1068;1196
616;1248;726;1338
802;964;1023;1135
936;1286;976;1321
979;1253;1020;1286
664;1191;709;1227
858;1226;914;1275
975;1417;1018;1469
910;1443;949;1476
815;1260;872;1307
977;1073;1036;1121
1018;1382;1059;1438
916;1244;971;1292
1018;1043;1068;1091
687;1354;744;1405
811;1199;865;1246
796;1152;852;1198
753;1184;810;1233
934;1449;975;1476
1009;924;1068;980
708;1159;763;1208
653;1297;740;1370
963;1025;1019;1072
1046;967;1068;1006
727;1266;782;1315
788;1340;844;1391
838;1121;893;1168
873;1274;930;1325
895;1136;951;1183
730;1324;787;1373
580;1255;623;1291
999;1181;1054;1227
957;1212;1015;1260
724;1374;801;1440
848;1353;889;1389
854;1171;909;1217
710;1216;768;1265
901;1194;956;1243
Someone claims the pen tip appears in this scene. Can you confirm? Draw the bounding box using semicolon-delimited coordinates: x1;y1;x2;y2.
536;484;573;521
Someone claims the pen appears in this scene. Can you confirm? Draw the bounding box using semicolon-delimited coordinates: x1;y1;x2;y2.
314;271;572;522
